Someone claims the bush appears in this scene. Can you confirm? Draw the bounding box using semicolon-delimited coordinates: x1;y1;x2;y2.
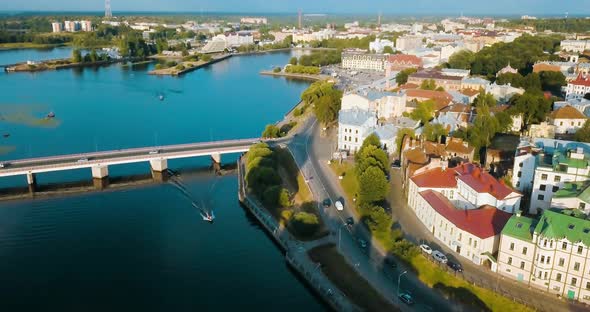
293;107;303;117
154;64;163;70
281;209;294;221
262;124;282;138
262;185;282;207
285;65;321;75
290;212;320;237
273;67;281;73
166;60;177;67
279;188;292;207
175;64;185;71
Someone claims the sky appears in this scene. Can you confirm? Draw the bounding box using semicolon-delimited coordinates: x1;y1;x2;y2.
2;0;590;16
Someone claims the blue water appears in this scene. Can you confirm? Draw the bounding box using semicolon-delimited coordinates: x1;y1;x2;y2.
0;51;325;311
0;46;73;65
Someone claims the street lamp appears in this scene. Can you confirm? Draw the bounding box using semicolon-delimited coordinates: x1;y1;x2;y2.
397;270;408;297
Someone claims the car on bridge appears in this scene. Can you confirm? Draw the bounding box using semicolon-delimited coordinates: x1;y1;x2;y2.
322;198;332;208
399;293;414;305
149;150;160;155
334;200;344;211
77;158;90;163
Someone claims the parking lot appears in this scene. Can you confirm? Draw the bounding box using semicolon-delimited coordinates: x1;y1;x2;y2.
322;65;387;91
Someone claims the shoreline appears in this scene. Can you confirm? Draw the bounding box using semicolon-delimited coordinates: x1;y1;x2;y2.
148;54;232;76
260;70;329;81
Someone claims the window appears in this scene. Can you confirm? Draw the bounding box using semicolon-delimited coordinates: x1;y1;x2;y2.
474;240;478;248
520;261;525;269
538;194;544;201
540;184;546;191
544;272;548;280
544;239;548;247
560;121;563;126
578;246;584;254
355;130;358;134
510;243;515;251
587;282;590;290
559;258;565;266
458;233;462;241
553;186;559;192
541;174;548;180
547;256;551;264
556;273;562;282
574;262;581;271
563;242;568;250
541;255;545;263
572;277;578;286
355;138;358;143
519;162;523;167
516;182;520;187
508;257;513;265
554;175;561;182
517;171;522;177
522;247;527;255
469;238;472;246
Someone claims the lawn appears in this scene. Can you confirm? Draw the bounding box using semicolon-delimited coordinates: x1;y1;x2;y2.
294;172;312;204
406;255;534;312
308;244;399;312
329;161;359;212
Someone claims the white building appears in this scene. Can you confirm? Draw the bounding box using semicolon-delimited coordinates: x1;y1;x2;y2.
201;35;228;53
512;139;590;214
548;105;588;134
551;181;590;214
226;31;254;47
415;189;513;267
396;35;423;52
497;210;590;304
341;90;407;120
337;109;378;153
485;83;525;103
341;51;387;72
240;17;268;25
408;163;523;214
64;21;78;32
554;98;590;117
51;22;62;33
561;40;590;53
369;38;395;53
566;73;590;100
80;20;92;32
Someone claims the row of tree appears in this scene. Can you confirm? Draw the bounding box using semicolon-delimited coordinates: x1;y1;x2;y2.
285;65;321;75
301;81;343;125
495;71;566;95
71;49;110;63
446;34;563;78
290;50;342;67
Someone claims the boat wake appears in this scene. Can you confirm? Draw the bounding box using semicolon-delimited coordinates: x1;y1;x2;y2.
167;169;216;223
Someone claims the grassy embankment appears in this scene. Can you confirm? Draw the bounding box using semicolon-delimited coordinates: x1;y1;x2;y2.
328;163;533;312
308;244;399;312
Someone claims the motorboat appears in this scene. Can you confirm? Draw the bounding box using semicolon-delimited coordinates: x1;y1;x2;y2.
46;111;55;118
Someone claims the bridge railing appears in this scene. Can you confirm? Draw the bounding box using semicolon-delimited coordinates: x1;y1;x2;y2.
2;138;265;165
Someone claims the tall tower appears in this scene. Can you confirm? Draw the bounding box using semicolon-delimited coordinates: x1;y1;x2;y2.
105;0;112;18
377;12;382;29
298;10;302;29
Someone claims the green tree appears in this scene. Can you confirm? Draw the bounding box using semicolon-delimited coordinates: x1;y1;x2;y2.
420;79;437;90
71;48;82;63
278;188;292;207
290;212;320;236
447;50;475;69
262;124;282;138
357;145;389;176
358;166;389;204
362;204;393;239
395;128;415;156
289;56;298;65
495;73;524;87
522;72;542;92
395;68;417;85
88;49;98;62
540;71;566;95
382;46;395;54
469;102;500;148
262;185;281;207
575;120;590;143
511;91;552;127
409;99;435;124
423;122;449;142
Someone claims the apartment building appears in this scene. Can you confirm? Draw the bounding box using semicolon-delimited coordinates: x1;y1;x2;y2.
498;210;590;303
341;51;387;72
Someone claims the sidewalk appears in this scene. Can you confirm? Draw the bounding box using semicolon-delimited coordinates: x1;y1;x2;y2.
388;169;589;312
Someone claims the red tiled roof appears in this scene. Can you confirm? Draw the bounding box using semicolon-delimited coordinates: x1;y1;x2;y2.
460;88;480;97
388;54;422;65
399;83;420;90
571;73;590;87
411;163;519;200
406;89;453;101
419;190;513;239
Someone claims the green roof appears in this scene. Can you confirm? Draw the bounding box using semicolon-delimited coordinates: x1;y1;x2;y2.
534;210;590;246
554;181;590;203
502;215;536;242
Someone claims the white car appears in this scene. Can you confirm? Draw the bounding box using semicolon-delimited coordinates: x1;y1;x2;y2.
149;150;160;155
334;200;344;211
419;244;432;255
0;163;4;168
77;158;89;163
432;250;448;264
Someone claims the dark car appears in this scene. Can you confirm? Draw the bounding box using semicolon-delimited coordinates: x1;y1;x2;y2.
447;261;463;272
322;198;332;208
346;217;354;226
399;293;414;305
391;159;401;168
384;256;397;269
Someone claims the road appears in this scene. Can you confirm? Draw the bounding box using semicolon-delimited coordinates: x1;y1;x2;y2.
288;117;467;312
0;138;274;177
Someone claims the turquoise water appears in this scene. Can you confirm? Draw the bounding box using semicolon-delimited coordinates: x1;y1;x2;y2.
0;50;325;311
0;46;73;65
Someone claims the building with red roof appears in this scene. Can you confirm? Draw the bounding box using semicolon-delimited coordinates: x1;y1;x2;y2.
387;54;423;71
565;73;590;101
408;163;522;214
415;189;512;266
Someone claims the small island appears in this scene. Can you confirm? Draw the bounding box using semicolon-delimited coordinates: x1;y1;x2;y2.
148;53;231;76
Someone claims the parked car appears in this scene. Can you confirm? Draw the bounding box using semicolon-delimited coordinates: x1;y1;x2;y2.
447;261;463;272
419;244;432;255
345;217;354;226
358;238;367;248
322;198;332;208
334;200;344;211
384;256;397;269
432;250;448;264
398;293;414;305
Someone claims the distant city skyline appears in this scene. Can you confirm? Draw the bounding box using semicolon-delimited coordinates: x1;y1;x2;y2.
3;0;590;16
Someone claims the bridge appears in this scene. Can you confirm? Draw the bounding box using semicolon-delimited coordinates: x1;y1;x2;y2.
0;138;269;189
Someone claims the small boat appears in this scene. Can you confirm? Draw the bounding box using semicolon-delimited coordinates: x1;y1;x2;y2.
201;211;215;223
2;133;9;138
46;111;55;118
159;95;165;101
